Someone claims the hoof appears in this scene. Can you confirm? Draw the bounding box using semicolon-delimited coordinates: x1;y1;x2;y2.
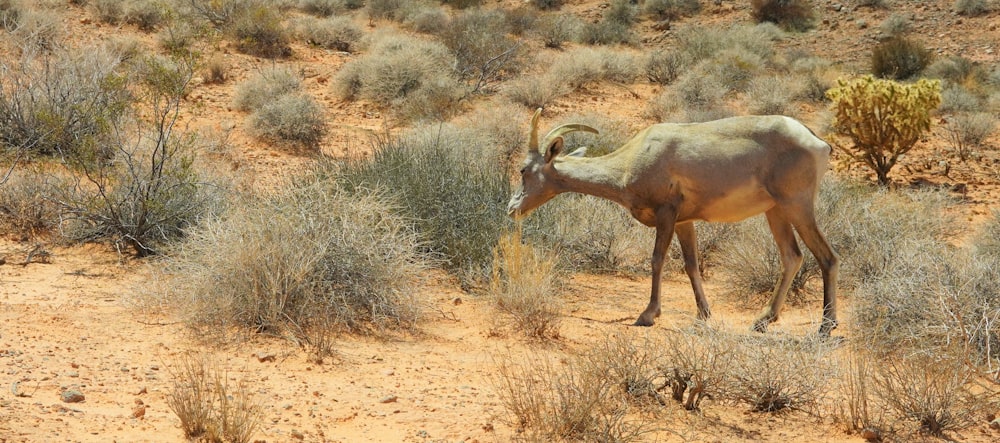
818;319;838;337
633;317;655;327
750;316;772;333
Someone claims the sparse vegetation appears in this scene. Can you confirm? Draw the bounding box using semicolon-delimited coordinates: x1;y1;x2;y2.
726;335;835;412
490;227;562;339
167;355;263;443
534;13;582;49
946;112;996;160
164;167;428;336
581;0;638;45
332;33;465;121
827;75;941;185
437;8;523;93
642;0;701;20
954;0;994;16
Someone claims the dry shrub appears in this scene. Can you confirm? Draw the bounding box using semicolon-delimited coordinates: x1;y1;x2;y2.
790;55;839;102
870;351;994;436
645;51;690;85
162;171;428;337
836;347;891;439
954;0;994;16
529;195;652;274
228;3;290;58
533;13;581;49
246;93;325;149
332;33;465;121
0;167;60;238
940;83;982;113
403;6;448;33
502;74;569;109
725;335;836;412
201;54;227;84
642;0;701;20
6;7;64;50
292;15;363;52
580;0;637;45
298;0;340;16
719;179;954;306
660;325;734;410
436;8;523;93
946;112;996;160
586;332;662;403
167;355;262;443
493;348;655;442
336;127;511;286
750;0;814;31
879;13;912;38
871;37;931;80
745;75;798;115
232;67;300;112
489;227;561;339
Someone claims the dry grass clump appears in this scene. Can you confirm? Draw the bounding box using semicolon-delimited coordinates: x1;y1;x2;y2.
333;33;465;122
228;3;290;58
201;54;227;84
232;67;300;111
879;13;912;38
167;355;262;443
92;0;171;32
745;75;798;115
493;347;656;442
871;36;931;80
336;126;511;286
725;335;836;412
162;170;428;337
489;227;562;339
402;5;448;33
0;167;60;238
750;0;814;31
292;15;363;52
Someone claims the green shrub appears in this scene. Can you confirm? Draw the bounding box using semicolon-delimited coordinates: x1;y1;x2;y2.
750;0;814;31
827;75;941;185
293;15;363;52
871;37;931;80
247;93;325;149
337;126;512;285
642;0;701;20
437;8;523;93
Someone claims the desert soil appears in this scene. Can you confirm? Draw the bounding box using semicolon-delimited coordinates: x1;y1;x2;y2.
2;0;1000;442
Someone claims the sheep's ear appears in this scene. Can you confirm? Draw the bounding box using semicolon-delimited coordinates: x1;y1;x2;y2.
544;138;564;163
567;146;588;158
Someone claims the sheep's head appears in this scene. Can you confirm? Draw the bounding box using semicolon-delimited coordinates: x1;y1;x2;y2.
507;108;598;219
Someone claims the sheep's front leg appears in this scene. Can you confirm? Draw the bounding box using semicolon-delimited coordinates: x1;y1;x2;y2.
635;215;676;327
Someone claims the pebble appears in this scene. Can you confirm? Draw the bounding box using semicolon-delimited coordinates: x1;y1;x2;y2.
379;394;398;404
61;389;85;403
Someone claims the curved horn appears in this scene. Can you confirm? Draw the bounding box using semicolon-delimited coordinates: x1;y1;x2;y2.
528;108;543;152
540;124;600;153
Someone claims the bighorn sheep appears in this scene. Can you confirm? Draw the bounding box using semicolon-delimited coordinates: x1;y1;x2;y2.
507;109;839;336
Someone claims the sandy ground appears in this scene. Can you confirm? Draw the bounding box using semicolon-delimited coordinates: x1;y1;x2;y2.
2;0;1000;442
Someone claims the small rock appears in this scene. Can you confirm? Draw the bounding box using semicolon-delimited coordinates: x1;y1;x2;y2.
61;389;85;403
291;429;305;440
860;427;880;440
136;386;147;395
856;20;868;29
990;418;1000;430
79;18;91;25
379;395;398;404
256;352;276;363
452;297;462;305
132;399;146;419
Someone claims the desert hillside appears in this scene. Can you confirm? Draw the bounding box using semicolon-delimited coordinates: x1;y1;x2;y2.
1;1;999;442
